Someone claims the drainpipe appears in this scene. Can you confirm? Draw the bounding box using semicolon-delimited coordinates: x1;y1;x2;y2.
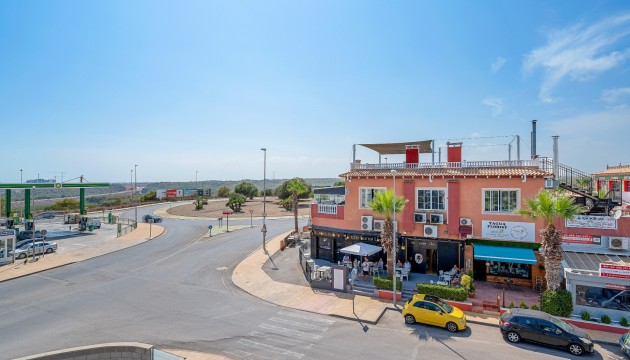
553;135;559;180
531;120;537;159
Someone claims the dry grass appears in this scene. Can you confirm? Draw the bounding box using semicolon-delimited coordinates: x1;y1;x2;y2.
167;196;311;218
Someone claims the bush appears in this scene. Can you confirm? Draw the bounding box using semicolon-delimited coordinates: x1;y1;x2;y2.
519;301;529;309
217;186;230;198
280;198;293;211
541;289;573;317
530;304;540;311
600;314;611;324
140;191;157;202
620;317;629;327
509;302;515;309
416;283;468;301
46;198;80;211
234;182;258;200
372;277;403;292
581;311;591;321
460;275;472;291
226;193;246;212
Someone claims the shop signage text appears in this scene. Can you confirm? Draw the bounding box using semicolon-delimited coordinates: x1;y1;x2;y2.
481;220;535;242
562;234;593;244
599;263;630;279
566;215;617;230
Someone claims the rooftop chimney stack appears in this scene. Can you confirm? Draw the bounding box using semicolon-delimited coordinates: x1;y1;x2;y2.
531;120;537;159
552;135;559;180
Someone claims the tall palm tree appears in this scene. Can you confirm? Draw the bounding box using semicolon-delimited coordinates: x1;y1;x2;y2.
516;190;585;291
287;178;309;236
369;190;408;279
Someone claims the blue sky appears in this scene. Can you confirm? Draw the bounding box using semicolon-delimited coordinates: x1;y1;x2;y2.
1;1;629;183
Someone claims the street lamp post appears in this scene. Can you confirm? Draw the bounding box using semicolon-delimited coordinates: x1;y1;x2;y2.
391;169;397;306
134;165;138;224
261;148;267;253
20;169;23;183
196;170;198;192
249;209;254;228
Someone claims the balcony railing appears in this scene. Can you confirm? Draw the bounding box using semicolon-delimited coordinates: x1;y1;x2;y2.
350;159;542;170
317;204;338;215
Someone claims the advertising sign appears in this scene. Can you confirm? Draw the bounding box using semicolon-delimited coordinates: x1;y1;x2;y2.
599;263;630;279
566;215;617;230
481;220;535;242
166;189;178;198
561;233;593;244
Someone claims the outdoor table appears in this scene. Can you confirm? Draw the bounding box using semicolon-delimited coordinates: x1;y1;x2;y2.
317;266;331;280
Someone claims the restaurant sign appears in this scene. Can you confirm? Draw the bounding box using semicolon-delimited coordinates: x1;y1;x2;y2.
599;263;630;279
561;233;599;245
566;215;617;230
481;220;535;242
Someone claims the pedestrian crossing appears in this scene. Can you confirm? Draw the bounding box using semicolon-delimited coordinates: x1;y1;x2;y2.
223;310;335;360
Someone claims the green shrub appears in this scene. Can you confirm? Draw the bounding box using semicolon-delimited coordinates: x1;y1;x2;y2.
541;289;573;317
530;304;540;311
519;301;529;309
373;277;402;292
416;283;467;301
581;310;591;321
509;302;515;309
460;275;472;291
600;314;611;324
620;317;629;327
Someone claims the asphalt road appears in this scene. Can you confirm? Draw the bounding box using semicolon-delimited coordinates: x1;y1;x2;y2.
0;203;624;360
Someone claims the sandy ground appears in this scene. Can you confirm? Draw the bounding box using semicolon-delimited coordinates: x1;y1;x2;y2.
167;196;311;218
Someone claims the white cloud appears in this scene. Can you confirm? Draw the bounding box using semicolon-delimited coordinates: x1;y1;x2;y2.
491;57;507;74
482;97;504;116
524;13;630;103
601;87;630;104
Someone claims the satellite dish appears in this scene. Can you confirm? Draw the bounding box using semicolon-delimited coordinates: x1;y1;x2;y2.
612;209;622;220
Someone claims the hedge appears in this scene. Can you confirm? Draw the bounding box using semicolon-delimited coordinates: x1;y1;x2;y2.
541;289;573;317
416;283;467;301
372;277;403;292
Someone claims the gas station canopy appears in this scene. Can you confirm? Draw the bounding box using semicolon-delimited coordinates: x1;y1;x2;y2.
359;140;433;155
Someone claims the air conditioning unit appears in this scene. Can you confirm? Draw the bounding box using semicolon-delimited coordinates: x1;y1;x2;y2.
414;213;427;223
424;225;438;238
609;237;629;251
360;215;373;231
544;178;556;189
373;220;384;232
430;214;444;224
460;217;472;226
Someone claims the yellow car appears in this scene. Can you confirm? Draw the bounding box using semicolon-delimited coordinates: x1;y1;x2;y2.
402;294;467;332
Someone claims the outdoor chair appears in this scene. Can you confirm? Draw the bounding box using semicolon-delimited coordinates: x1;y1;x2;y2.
401;269;409;281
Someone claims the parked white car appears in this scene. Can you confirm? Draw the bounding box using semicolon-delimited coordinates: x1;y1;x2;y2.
12;241;58;259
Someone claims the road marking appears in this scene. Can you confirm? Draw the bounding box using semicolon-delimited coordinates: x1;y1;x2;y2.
276;311;336;324
268;317;329;332
223;349;274;360
249;331;307;347
236;339;304;359
258;323;322;340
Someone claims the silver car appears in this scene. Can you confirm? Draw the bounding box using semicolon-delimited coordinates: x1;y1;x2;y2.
13;241;58;259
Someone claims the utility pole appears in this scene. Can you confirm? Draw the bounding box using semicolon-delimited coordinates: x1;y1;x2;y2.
134;164;138;224
261;148;267;253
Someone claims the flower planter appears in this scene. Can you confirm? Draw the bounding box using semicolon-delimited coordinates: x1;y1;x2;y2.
563;317;630;334
445;300;473;312
468;292;475;299
280;240;286;251
375;289;402;301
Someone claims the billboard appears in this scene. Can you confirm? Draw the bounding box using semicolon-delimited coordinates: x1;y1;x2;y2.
481;220;536;242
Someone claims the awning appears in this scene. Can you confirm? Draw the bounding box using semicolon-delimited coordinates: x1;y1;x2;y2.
359;140;433;155
474;244;537;265
339;242;383;256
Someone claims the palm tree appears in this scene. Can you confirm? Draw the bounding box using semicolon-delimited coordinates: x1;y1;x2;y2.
516;190;585;291
287;178;309;236
369;190;408;279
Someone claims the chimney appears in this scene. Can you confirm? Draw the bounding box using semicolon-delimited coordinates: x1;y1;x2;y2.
447;142;463;163
531;120;537;159
552;135;559;179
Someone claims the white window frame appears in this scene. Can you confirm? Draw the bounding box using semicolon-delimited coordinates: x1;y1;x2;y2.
416;188;447;211
482;188;520;214
359;187;386;209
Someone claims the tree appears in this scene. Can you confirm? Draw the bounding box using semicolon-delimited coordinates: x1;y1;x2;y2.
275;178;311;200
287;178;309;235
46;198;81;211
333;181;345;187
140;191;157;202
368;190;408;279
194;197;205;210
280;198;293;211
217;186;230;198
226;193;246;212
234;182;258;200
516;190;585;291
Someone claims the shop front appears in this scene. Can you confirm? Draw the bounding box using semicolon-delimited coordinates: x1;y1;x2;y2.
311;226;382;264
0;229;16;265
471;242;541;287
402;237;464;275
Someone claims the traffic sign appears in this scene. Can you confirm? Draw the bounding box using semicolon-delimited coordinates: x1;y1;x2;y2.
261;224;267;233
208;225;213;230
222;211;233;215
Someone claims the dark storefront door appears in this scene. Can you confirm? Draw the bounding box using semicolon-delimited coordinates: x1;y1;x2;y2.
406;239;439;274
473;259;487;281
437;242;459;274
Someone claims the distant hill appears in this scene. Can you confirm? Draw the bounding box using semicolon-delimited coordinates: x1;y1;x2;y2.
143;178;342;193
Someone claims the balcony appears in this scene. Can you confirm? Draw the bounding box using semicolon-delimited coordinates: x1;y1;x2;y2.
350;159;542;170
317;204;338;215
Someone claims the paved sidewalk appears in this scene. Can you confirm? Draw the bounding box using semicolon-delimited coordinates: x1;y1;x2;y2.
0;223;164;282
232;232;624;345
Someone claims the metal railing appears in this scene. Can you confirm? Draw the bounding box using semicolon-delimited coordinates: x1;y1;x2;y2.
538;157;593;191
351;159;541;170
317;204;338;215
114;217;137;237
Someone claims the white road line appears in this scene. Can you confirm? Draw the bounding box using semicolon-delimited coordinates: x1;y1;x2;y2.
277;311;336;324
223;349;273;360
258;323;323;340
249;331;306;347
237;339;304;359
268;317;329;332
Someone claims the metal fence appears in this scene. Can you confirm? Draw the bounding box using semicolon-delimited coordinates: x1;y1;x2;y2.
113;217;137;237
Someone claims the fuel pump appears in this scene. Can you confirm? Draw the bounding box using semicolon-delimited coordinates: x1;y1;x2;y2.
79;216;88;231
25;219;34;231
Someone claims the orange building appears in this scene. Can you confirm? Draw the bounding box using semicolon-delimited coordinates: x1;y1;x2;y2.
311;141;552;288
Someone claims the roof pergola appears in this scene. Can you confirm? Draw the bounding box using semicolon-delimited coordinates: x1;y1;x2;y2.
358;140;433;155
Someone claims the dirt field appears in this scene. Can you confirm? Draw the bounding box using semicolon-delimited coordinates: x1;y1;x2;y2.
167;196;311;218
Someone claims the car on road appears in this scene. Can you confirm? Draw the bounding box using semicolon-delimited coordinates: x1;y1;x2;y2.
500;308;594;356
16;230;46;241
37;212;57;219
12;241;58;259
143;214;162;223
402;294;467;332
620;330;630;357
